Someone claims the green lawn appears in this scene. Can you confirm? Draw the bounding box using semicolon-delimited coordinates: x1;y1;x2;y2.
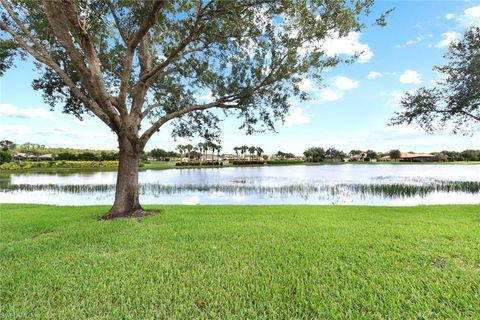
1;204;479;319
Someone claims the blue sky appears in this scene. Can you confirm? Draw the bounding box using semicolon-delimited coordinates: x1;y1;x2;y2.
1;0;479;155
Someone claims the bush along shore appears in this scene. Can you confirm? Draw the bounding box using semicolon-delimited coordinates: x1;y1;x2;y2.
0;160;119;171
175;161;223;166
229;160;305;165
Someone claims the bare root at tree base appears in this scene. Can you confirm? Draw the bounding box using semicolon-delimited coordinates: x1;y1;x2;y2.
99;209;161;220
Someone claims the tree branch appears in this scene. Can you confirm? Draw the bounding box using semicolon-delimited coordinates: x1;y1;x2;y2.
106;0;128;43
138;1;212;89
2;28;116;130
139;100;247;148
0;7;118;130
117;0;166;109
61;0;126;117
128;0;166;52
459;110;480;122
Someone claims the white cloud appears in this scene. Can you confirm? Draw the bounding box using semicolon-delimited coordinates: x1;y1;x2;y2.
0;103;58;122
37;126;114;140
465;6;480;17
445;6;480;26
72;117;88;126
435;32;460;48
386;89;418;108
319;88;343;102
386;90;404;108
430;70;449;85
388;125;424;136
0;125;31;135
399;70;423;84
323;32;373;63
195;90;214;103
332;76;359;91
284;106;311;127
299;31;373;63
367;71;382;79
460;6;480;26
296;77;354;104
394;36;423;48
297;78;315;91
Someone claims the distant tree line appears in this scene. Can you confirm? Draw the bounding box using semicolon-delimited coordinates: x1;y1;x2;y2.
233;146;264;160
56;151;119;161
150;148;180;160
303;147;347;162
434;150;480;162
2;139;479;165
303;147;480;162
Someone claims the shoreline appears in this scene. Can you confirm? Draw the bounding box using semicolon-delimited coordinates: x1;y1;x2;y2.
1;160;479;174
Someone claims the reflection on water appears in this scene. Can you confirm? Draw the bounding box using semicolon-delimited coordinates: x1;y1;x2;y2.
1;164;479;206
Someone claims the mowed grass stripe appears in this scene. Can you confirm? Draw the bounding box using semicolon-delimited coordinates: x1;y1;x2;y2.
1;204;479;319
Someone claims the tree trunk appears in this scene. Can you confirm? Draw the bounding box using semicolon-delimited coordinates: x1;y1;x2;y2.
101;135;143;219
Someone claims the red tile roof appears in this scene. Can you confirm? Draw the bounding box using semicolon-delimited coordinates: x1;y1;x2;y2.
400;153;434;158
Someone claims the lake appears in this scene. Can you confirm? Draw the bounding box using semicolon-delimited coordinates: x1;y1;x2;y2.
0;164;479;206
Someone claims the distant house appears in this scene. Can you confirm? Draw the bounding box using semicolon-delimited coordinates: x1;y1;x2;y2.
13;153;28;161
349;152;369;162
223;154;238;160
201;154;221;161
348;152;376;162
380;153;437;162
12;153;54;161
399;153;437;162
38;154;54;161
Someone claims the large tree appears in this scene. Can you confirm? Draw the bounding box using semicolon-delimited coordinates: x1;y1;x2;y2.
1;0;381;219
391;26;480;135
0;139;16;151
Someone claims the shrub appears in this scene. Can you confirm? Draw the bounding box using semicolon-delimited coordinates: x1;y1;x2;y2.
77;152;99;161
99;151;119;161
266;160;304;165
0;160;119;170
0;151;12;165
231;160;265;165
0;161;19;170
176;161;223;166
56;152;78;161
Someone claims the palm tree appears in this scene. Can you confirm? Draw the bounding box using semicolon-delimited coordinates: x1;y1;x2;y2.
204;142;210;161
248;146;256;160
209;143;217;161
241;145;248;159
208;141;217;161
233;147;240;159
216;145;222;161
197;142;204;162
193;146;200;160
204;142;211;161
176;144;185;160
185;144;193;162
256;147;264;160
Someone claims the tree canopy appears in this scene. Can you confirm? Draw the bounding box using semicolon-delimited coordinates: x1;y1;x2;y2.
391;26;480;135
0;0;383;145
0;0;383;218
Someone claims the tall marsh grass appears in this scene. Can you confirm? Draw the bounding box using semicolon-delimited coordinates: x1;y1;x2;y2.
2;180;479;199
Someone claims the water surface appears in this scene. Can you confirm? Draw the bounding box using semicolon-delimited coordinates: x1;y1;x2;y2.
1;164;479;206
